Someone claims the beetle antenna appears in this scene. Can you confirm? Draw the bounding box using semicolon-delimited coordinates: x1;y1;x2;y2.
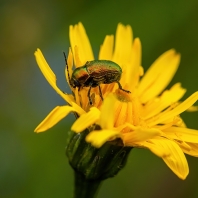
63;51;72;86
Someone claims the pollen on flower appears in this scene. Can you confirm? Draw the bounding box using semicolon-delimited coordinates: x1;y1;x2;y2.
115;89;131;102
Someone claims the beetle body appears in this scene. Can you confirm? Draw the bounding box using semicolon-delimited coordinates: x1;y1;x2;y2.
71;60;122;88
63;53;130;105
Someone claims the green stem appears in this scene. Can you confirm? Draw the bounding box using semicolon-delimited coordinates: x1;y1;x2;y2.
74;171;102;198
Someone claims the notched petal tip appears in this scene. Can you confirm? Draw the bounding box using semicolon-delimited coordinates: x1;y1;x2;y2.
70;21;94;64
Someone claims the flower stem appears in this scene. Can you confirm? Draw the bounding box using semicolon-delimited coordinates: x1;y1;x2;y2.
67;130;132;197
74;171;102;198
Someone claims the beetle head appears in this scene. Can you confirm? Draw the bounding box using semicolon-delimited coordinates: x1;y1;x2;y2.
70;67;89;88
70;77;81;88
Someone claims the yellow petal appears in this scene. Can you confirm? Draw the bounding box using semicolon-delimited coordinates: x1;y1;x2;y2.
181;143;198;157
73;45;83;67
114;101;128;127
34;49;73;104
142;141;171;158
163;126;198;143
35;106;76;132
69;22;94;65
99;35;114;60
142;83;186;119
124;38;142;91
123;127;162;144
72;101;86;115
65;48;73;88
86;129;120;148
155;115;186;129
71;107;100;133
138;49;180;103
148;91;198;126
99;94;116;129
162;141;189;180
113;23;133;65
144;138;189;180
176;141;191;152
187;105;198;112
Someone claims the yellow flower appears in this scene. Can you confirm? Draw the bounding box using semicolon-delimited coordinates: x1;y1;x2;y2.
34;22;198;180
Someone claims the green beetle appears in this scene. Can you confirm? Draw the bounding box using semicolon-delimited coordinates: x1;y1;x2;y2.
64;53;130;105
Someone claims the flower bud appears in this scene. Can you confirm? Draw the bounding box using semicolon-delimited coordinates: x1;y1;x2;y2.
66;129;132;180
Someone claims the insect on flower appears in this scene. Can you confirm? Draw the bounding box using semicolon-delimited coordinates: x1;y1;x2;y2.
64;52;131;105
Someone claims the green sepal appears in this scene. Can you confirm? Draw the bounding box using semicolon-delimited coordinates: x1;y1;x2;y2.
66;129;132;180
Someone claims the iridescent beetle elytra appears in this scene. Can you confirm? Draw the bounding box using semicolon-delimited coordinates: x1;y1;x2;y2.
64;52;131;105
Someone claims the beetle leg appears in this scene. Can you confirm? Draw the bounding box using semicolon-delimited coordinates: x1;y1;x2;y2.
116;81;131;93
98;85;104;101
87;86;93;105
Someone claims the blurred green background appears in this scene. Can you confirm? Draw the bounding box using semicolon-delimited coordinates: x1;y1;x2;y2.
1;0;198;197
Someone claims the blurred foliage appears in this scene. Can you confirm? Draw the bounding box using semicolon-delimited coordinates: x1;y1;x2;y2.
0;0;198;197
